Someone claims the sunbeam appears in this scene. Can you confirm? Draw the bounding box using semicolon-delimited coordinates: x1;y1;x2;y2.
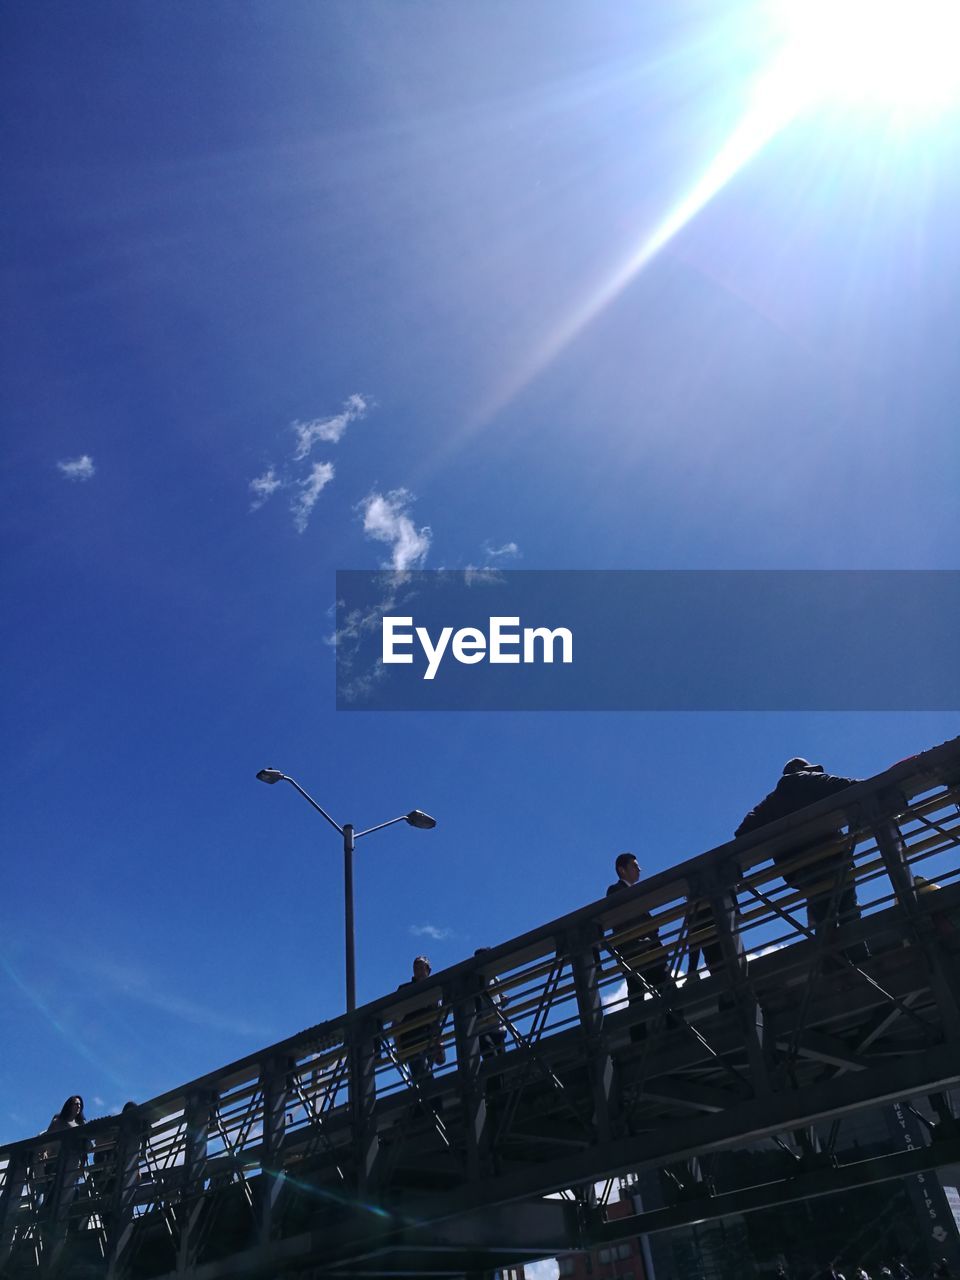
455;0;960;446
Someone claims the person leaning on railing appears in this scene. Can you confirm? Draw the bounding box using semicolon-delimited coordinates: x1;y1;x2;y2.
392;955;446;1084
605;853;673;1039
33;1095;88;1205
736;757;868;963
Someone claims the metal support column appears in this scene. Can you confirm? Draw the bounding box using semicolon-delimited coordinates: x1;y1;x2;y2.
872;812;960;1045
349;1016;380;1194
259;1055;290;1247
176;1090;213;1275
0;1148;31;1274
568;925;618;1144
701;861;771;1098
105;1108;147;1280
452;973;491;1181
43;1127;86;1274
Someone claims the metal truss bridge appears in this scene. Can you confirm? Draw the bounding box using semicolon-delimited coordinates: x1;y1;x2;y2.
3;737;960;1279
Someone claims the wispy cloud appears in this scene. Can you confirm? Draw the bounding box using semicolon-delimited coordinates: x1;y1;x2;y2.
80;954;270;1040
331;569;412;703
249;466;282;510
292;461;335;533
463;538;520;584
463;566;507;587
409;924;453;941
359;489;431;571
249;393;369;530
482;540;520;561
292;393;369;459
57;455;96;482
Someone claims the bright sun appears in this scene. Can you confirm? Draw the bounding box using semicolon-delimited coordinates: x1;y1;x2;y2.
774;0;960;116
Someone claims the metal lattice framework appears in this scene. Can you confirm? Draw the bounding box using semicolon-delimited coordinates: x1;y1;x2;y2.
2;737;960;1278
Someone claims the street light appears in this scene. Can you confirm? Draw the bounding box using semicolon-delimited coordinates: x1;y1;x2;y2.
255;767;436;1013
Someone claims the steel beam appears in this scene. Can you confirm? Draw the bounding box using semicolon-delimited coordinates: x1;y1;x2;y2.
176;1089;214;1275
450;972;491;1181
588;1132;960;1239
567;926;618;1144
419;1041;960;1221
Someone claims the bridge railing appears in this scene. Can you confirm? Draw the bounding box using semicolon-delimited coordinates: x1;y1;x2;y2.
2;737;959;1275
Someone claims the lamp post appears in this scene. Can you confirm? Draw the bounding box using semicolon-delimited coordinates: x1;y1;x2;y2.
255;768;436;1014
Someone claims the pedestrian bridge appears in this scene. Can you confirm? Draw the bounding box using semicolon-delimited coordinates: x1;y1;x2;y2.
3;738;960;1279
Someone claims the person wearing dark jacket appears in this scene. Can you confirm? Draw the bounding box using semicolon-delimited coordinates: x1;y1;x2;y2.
606;853;671;1038
392;956;445;1084
736;758;867;961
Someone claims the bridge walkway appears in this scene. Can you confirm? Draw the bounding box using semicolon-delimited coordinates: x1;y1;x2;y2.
2;737;959;1277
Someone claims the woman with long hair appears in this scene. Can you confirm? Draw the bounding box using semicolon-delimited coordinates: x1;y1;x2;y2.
48;1095;86;1131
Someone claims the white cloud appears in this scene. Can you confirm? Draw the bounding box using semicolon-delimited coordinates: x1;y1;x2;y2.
463;539;519;582
602;978;629;1011
249;467;282;510
482;540;520;561
360;489;431;571
292;393;369;460
292;461;335;533
330;571;411;702
463;566;505;586
57;455;95;482
410;924;453;941
250;393;371;527
526;1260;560;1280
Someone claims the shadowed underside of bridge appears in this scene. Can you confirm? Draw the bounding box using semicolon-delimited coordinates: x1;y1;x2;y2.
3;738;960;1278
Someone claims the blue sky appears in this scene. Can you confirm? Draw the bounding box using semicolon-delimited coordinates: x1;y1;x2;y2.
1;1;959;1145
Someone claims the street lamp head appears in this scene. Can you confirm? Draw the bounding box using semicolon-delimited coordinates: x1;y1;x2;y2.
256;768;285;785
405;809;437;830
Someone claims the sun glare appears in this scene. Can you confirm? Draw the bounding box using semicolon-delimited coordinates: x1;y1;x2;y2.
774;0;960;116
457;0;960;438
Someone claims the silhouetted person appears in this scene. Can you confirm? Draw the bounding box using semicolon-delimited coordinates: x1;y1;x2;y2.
36;1095;87;1201
47;1095;86;1132
606;853;671;1038
393;955;444;1085
736;758;868;962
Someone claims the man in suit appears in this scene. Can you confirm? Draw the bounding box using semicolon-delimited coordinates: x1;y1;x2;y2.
606;853;670;1037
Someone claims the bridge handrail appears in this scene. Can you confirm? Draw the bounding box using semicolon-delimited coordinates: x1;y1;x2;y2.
1;734;957;1165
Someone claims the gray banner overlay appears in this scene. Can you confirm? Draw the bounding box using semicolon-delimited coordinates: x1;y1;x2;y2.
334;570;960;711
